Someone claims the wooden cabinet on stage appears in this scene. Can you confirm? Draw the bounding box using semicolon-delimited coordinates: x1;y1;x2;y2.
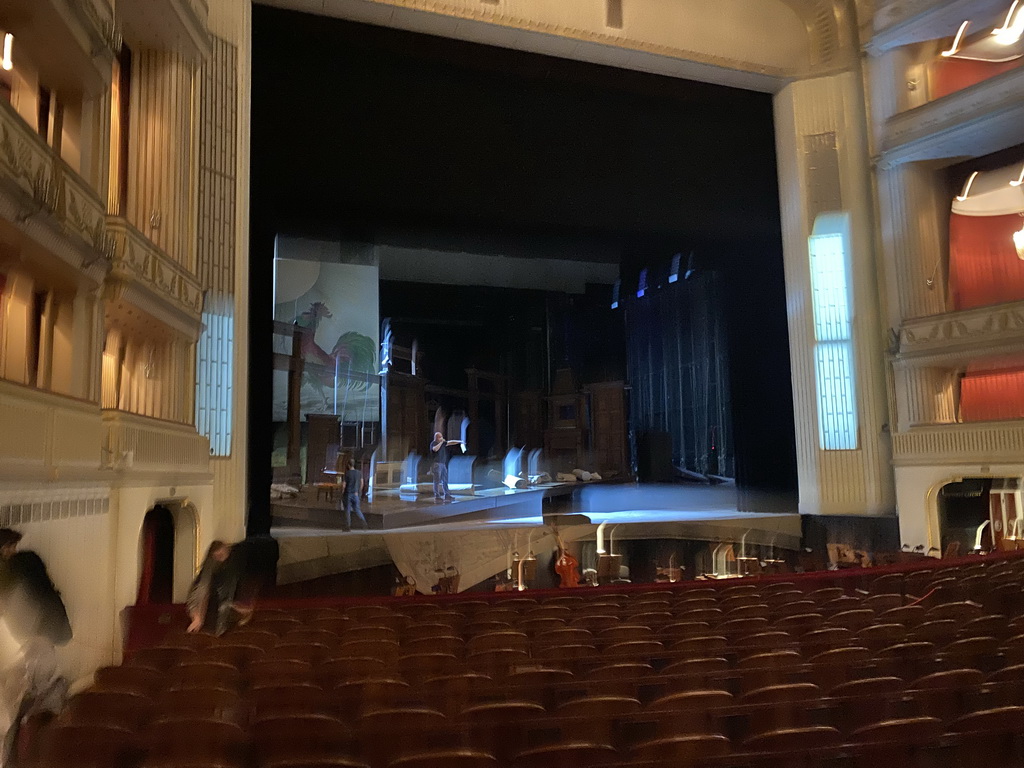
515;391;543;449
544;368;588;472
588;381;628;476
305;413;340;485
386;372;426;460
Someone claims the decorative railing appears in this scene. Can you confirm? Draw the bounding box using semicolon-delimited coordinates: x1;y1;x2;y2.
106;216;205;320
103;410;210;475
0;380;103;478
892;420;1024;465
0;100;57;214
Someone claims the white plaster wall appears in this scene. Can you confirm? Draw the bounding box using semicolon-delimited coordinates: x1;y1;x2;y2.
0;487;115;683
895;463;1024;555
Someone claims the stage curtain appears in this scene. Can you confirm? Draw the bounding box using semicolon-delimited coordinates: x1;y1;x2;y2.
960;367;1024;422
136;516;157;605
929;58;1019;101
949;212;1024;310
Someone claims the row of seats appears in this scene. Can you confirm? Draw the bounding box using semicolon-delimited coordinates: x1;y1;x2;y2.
31;552;1024;767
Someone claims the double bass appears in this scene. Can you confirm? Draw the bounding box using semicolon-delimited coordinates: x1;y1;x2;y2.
554;532;581;588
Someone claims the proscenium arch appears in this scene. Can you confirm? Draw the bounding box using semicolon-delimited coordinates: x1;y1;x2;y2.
260;0;864;92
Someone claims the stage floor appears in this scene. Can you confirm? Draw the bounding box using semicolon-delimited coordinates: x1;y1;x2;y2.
271;480;789;533
270;481;801;587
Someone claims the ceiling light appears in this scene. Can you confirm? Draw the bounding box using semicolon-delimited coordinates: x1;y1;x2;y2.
941;21;970;56
1;33;12;71
956;171;979;202
992;0;1024;45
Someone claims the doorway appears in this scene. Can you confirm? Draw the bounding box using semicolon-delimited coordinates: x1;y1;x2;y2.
137;505;175;604
137;501;200;605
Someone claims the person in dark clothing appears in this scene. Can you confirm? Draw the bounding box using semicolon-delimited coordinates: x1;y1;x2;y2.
342;459;368;530
0;528;70;766
431;432;455;501
0;529;72;647
186;541;243;636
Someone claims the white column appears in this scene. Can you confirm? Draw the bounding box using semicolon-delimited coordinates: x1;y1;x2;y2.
774;72;895;516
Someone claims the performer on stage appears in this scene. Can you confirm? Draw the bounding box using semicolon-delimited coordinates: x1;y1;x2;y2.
431;432;456;501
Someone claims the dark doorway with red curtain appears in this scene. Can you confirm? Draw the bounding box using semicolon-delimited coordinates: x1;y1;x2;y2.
137;505;175;604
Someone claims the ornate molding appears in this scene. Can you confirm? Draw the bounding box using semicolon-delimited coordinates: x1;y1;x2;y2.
55;161;113;264
106;216;205;339
880;65;1024;168
330;0;794;81
895;300;1024;365
0;102;57;215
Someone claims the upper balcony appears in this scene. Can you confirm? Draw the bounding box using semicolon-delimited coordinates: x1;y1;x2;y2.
1;0;119;97
118;0;211;61
870;0;1010;55
0;98;111;283
878;62;1024;168
105;216;204;340
0;378;103;483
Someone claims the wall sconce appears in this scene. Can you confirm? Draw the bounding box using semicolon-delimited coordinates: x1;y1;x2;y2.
1013;222;1024;260
993;0;1024;45
955;171;979;202
941;21;970;56
2;33;13;71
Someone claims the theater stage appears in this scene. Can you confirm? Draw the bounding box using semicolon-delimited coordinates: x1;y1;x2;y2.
271;481;801;591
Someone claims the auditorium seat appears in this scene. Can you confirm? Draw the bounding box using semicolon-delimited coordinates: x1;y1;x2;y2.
251;713;354;762
945;706;1024;768
629;733;730;765
36;723;140;768
41;551;1024;768
511;742;618;768
93;665;164;695
387;750;498;768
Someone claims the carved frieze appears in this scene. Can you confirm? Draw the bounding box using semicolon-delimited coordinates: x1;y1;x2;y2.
0;104;57;214
895;301;1024;364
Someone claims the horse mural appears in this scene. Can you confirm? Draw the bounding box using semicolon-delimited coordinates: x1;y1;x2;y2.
292;301;377;410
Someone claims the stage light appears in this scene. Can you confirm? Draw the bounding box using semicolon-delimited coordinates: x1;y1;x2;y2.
668;253;681;283
941;21;970;56
1;34;12;71
611;280;620;309
636;268;648;298
955;171;979;202
992;1;1024;44
683;252;696;280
